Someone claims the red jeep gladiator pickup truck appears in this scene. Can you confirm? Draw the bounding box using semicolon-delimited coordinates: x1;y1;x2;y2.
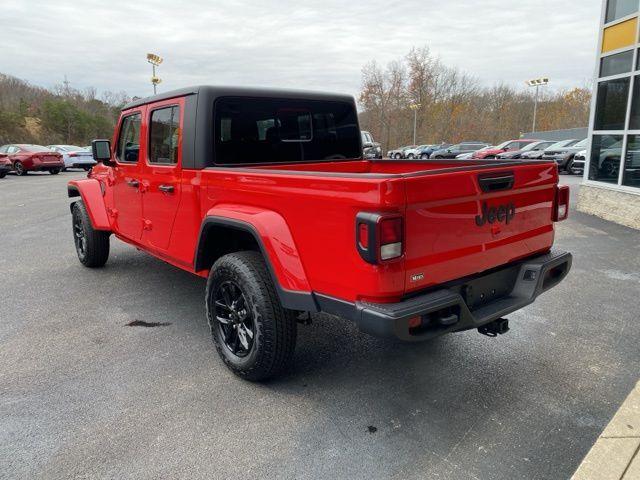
68;86;572;381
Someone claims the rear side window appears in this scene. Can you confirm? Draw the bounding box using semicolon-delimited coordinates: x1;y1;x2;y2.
116;113;141;163
214;97;360;165
149;106;180;165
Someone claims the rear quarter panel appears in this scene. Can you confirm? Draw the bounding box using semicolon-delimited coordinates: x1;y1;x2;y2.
175;169;408;302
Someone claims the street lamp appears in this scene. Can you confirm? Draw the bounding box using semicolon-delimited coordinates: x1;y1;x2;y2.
526;77;549;133
147;53;163;95
409;103;421;145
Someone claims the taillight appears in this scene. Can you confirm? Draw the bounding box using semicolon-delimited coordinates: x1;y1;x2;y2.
356;213;403;264
69;152;78;157
553;185;569;222
379;217;402;260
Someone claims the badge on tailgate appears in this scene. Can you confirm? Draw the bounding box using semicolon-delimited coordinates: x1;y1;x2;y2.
475;201;516;226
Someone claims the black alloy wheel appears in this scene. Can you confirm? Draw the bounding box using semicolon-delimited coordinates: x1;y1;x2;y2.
214;280;256;357
73;209;87;261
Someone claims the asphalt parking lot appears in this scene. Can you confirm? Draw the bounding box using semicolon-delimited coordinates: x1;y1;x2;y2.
1;171;639;480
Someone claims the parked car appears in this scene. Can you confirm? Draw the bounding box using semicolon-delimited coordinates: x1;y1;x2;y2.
0;157;11;178
570;150;587;175
387;145;416;159
456;145;494;160
472;139;539;159
496;141;557;160
418;144;450;159
47;145;97;171
542;138;588;172
70;86;571;381
404;144;429;159
431;142;489;159
361;131;382;160
522;139;578;160
0;144;64;175
520;139;579;160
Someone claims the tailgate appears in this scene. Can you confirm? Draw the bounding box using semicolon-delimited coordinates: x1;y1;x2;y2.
403;162;558;294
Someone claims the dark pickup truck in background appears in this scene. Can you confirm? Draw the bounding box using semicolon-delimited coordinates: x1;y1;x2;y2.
68;86;572;380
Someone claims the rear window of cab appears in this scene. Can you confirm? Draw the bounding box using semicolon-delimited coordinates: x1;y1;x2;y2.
214;97;361;165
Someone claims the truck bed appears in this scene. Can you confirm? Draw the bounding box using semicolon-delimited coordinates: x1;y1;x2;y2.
199;158;559;303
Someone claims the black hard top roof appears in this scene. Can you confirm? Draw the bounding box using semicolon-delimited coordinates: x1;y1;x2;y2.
123;85;355;110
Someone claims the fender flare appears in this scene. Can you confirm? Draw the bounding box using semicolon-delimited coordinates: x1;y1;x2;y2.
67;179;111;231
195;206;317;312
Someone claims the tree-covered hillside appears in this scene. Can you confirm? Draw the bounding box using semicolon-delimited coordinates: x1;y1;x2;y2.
0;74;129;146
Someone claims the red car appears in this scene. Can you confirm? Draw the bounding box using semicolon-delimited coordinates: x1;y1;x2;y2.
68;86;571;381
472;139;539;159
0;144;64;175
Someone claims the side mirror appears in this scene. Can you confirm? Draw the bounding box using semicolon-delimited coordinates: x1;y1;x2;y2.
363;141;374;148
92;139;113;166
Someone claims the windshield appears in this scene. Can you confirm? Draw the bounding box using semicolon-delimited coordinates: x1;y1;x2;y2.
520;142;541;152
495;141;511;149
547;139;575;150
22;145;49;152
573;139;588;148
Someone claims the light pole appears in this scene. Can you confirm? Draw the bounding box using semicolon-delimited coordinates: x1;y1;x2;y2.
409;103;421;145
147;53;163;95
526;77;549;133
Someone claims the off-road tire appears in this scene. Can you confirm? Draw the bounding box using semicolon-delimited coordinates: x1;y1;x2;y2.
206;251;297;381
71;201;110;268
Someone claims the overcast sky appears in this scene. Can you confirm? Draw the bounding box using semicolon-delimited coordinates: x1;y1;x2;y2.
2;0;602;101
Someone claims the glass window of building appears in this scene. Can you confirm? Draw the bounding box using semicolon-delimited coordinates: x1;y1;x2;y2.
622;135;640;186
629;75;640;128
594;78;630;130
600;50;634;77
588;134;623;183
606;0;639;23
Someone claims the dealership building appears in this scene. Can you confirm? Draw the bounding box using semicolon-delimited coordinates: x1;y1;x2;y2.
578;0;640;228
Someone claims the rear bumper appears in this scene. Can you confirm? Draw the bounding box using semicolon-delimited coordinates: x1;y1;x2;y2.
315;249;572;342
29;161;64;171
65;159;96;168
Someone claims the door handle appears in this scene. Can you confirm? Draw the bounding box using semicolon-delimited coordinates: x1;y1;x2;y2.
158;184;174;193
126;179;139;188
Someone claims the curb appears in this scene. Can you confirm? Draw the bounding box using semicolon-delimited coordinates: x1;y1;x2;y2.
572;381;640;480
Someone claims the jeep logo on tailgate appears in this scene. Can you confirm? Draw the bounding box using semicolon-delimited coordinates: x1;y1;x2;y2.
475;202;516;226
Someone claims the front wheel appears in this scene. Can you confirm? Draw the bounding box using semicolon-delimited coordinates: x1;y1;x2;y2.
394;153;402;159
420;154;429;159
206;251;297;381
72;201;110;267
49;168;61;175
0;171;6;179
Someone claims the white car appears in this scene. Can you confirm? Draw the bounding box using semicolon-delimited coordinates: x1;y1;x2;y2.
570;150;587;175
47;145;96;171
404;145;429;159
